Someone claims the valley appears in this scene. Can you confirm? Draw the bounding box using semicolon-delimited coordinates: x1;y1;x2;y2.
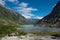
0;0;60;40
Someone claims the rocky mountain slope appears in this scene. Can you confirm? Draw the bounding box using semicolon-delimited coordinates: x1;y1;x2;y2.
36;1;60;28
0;4;28;25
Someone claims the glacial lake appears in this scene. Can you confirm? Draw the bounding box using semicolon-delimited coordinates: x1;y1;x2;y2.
21;25;60;32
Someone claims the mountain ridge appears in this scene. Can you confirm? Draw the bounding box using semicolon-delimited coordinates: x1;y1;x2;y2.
0;4;28;25
36;1;60;28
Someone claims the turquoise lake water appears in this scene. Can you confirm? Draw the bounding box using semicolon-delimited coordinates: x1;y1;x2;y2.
21;25;60;32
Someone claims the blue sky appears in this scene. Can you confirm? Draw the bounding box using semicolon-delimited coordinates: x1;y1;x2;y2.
0;0;59;19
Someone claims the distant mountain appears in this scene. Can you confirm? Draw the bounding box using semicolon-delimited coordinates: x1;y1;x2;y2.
0;4;28;25
27;19;40;24
36;1;60;28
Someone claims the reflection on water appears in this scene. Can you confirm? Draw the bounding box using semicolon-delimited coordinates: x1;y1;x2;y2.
21;25;60;32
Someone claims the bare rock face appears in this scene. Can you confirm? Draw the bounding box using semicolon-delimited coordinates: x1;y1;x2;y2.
36;1;60;28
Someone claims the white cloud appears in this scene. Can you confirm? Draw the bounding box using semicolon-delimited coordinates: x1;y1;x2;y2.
0;0;5;5
21;13;35;18
16;7;37;14
0;0;19;5
34;16;43;19
14;2;38;18
0;0;42;19
7;0;18;3
19;2;28;7
22;14;32;18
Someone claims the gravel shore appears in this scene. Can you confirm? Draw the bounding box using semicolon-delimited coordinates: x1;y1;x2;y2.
1;34;60;40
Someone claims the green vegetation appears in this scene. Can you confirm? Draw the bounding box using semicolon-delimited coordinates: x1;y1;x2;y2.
30;31;60;36
0;4;29;40
0;23;28;37
19;21;28;25
0;24;17;37
17;30;27;36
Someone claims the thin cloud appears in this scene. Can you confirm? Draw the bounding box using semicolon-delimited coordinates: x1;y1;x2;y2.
0;0;19;5
0;0;42;19
0;0;5;5
14;2;38;18
19;2;28;7
6;0;18;3
34;16;43;19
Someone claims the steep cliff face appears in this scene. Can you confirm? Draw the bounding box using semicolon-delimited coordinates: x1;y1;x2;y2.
36;1;60;28
0;5;28;25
